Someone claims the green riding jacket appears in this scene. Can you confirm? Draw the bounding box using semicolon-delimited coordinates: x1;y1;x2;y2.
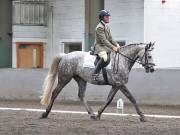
94;21;118;54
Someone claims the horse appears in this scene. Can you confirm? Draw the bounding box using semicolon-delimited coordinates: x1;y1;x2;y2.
40;42;155;122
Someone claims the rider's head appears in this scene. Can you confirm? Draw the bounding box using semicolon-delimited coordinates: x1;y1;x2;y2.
99;10;110;23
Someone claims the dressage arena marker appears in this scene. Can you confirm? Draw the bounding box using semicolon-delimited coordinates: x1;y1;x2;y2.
0;107;180;119
116;98;124;114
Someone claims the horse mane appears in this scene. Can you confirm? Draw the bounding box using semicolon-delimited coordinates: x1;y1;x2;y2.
119;43;145;52
123;43;145;47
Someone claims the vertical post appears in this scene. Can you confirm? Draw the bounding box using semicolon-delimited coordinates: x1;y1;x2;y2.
84;0;104;51
0;0;12;67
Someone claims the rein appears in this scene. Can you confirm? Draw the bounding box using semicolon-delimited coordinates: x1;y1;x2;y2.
112;44;150;73
118;51;143;65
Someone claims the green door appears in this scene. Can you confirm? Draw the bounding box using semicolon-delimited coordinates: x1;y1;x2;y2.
0;0;12;68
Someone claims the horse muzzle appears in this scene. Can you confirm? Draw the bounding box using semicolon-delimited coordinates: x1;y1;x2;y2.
145;66;155;73
150;67;155;72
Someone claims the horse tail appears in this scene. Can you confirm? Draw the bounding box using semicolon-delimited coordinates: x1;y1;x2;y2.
40;54;63;106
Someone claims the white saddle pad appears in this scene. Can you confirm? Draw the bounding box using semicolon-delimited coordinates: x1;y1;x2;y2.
83;52;111;69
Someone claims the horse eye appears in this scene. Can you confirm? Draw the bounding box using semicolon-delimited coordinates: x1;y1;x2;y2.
148;56;152;59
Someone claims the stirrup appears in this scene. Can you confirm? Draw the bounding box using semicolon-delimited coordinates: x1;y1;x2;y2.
92;74;99;81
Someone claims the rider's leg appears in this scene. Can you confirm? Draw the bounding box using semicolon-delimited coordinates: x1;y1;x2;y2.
103;52;111;67
92;58;104;74
92;51;107;80
94;55;100;66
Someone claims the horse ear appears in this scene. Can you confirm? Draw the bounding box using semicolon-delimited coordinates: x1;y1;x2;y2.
151;41;155;50
148;41;156;50
148;42;152;49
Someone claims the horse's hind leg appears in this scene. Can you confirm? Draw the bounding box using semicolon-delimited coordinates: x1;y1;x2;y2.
120;85;146;122
74;76;96;119
41;84;63;118
41;78;71;118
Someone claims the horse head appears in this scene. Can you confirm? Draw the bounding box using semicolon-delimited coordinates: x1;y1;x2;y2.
138;42;156;73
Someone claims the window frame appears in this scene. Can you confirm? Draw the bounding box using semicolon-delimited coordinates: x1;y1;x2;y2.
12;0;48;26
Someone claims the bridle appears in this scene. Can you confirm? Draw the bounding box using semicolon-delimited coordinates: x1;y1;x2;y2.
113;43;154;73
138;43;154;67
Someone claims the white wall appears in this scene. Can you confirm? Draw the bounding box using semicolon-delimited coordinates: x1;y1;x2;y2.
144;0;180;68
105;0;144;44
12;0;180;68
50;0;84;55
12;0;85;68
1;68;180;105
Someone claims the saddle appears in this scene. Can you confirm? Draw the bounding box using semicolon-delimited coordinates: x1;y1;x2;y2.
83;52;111;84
83;52;111;69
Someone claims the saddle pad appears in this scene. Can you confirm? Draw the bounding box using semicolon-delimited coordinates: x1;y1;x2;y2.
83;52;111;69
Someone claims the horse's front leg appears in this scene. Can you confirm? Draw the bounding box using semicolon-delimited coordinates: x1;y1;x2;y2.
96;86;119;120
120;85;146;122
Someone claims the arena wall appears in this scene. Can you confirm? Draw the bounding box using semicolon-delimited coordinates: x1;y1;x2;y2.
0;68;180;105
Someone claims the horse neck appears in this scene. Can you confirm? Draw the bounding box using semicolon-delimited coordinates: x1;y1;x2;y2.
118;45;144;71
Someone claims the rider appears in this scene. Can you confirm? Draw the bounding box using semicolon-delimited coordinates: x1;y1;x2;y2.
92;10;121;81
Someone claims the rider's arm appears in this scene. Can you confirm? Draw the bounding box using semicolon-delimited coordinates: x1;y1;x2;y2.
96;27;114;49
108;29;120;48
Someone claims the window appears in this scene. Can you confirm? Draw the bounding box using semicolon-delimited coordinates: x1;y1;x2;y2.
64;42;82;53
13;0;48;26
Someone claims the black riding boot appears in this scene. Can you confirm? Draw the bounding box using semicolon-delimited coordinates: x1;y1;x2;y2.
92;58;105;81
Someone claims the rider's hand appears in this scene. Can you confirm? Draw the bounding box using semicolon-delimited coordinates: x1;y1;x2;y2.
116;43;120;48
116;44;120;50
112;47;118;52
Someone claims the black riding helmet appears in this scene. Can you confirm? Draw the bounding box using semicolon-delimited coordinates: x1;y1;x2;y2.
99;10;111;21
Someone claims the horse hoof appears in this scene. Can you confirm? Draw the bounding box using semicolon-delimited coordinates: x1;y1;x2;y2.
40;112;48;119
90;115;97;120
140;116;146;122
96;116;100;120
90;115;100;120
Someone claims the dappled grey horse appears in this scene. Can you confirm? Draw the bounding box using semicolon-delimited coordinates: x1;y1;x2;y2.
40;42;155;122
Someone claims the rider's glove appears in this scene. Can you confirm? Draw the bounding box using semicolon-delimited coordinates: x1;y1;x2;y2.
116;43;120;47
112;46;118;52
